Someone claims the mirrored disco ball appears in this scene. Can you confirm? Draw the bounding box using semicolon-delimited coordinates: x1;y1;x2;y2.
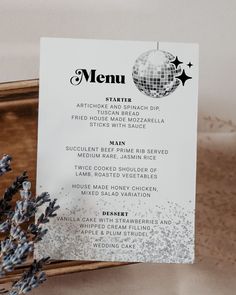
132;50;181;98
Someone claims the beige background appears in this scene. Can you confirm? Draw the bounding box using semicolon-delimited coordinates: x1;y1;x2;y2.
0;0;236;129
0;0;236;294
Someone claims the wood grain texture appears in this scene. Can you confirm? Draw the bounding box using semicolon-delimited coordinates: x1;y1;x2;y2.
1;80;235;285
0;79;39;101
0;79;133;284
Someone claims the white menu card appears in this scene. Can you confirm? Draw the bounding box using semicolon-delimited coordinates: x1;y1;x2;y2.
35;38;198;263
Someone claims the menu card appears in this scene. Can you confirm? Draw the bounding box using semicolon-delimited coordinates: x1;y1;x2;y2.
35;38;198;263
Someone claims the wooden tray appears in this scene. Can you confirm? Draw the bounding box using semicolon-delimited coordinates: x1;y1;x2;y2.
0;79;132;284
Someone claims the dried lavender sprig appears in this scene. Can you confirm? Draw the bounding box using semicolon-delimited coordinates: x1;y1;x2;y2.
0;171;28;218
11;182;56;227
0;238;16;254
3;172;28;202
12;199;37;225
35;192;50;207
0;220;10;233
0;156;60;295
0;155;12;176
0;181;59;279
37;199;60;224
9;258;49;295
1;242;33;274
28;198;60;242
10;225;27;242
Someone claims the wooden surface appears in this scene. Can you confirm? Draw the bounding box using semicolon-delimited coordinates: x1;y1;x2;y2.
0;79;132;284
1;79;235;285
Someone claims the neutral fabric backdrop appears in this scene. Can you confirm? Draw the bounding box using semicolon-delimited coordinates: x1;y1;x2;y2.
0;1;236;294
0;0;236;128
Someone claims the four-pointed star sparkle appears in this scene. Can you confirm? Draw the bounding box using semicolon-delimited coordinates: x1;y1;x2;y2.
187;62;193;68
170;56;183;69
175;69;192;86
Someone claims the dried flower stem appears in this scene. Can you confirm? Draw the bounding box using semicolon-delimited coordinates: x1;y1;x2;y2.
0;155;60;294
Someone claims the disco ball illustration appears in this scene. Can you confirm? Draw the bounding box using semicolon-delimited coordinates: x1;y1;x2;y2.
132;49;182;98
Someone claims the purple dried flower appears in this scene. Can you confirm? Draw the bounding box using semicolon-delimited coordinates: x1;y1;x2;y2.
0;220;10;233
0;157;60;294
0;171;28;218
0;155;12;176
